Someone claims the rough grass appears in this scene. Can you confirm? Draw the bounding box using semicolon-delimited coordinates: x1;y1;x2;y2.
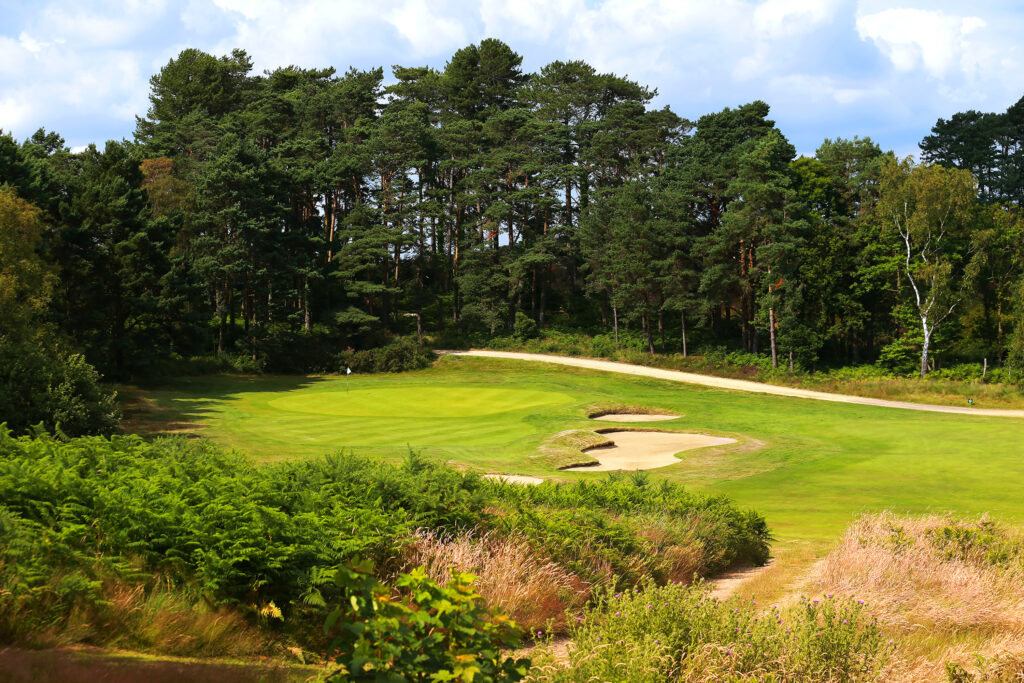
401;530;590;632
533;430;608;469
1;574;271;659
524;582;890;682
813;513;1024;681
586;403;681;418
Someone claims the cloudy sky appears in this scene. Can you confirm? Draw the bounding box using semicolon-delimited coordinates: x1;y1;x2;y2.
1;0;1022;157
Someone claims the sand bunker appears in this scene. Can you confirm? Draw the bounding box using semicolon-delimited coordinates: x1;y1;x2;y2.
483;473;545;485
564;430;736;472
592;413;680;422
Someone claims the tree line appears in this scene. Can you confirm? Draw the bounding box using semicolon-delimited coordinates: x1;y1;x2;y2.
3;39;1024;399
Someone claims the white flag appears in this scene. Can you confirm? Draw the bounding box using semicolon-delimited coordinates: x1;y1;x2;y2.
346;367;352;375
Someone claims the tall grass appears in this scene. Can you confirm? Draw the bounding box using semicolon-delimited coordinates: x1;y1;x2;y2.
525;582;889;682
813;513;1024;681
402;530;589;632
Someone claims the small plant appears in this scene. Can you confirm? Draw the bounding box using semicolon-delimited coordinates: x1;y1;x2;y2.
323;560;529;682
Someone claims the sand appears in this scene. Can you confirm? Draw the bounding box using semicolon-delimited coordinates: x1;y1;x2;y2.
483;473;545;485
592;413;681;422
563;430;736;472
445;350;1024;417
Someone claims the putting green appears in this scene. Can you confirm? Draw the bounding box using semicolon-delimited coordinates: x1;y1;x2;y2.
268;386;573;418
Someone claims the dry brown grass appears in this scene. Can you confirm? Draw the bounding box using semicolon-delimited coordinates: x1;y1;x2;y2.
402;529;590;633
812;513;1024;682
19;579;274;659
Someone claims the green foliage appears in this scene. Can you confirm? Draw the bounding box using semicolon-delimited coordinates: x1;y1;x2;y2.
924;519;1024;571
530;583;890;682
322;561;528;682
0;432;453;617
7;44;1023;383
512;312;538;341
0;505;112;643
0;333;120;436
338;337;436;374
494;474;771;584
0;427;773;661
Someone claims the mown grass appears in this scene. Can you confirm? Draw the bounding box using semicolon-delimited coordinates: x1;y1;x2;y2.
124;355;1024;544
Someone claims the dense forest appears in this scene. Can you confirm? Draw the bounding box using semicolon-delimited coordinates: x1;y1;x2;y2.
3;38;1024;432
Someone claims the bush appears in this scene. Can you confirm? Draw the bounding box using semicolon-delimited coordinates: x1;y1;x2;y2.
338;337;436;374
492;473;771;585
145;353;265;377
0;333;120;436
528;583;890;682
513;312;538;341
323;561;528;682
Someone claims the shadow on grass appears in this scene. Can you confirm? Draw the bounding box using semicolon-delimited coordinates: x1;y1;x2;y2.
120;374;330;440
0;646;312;683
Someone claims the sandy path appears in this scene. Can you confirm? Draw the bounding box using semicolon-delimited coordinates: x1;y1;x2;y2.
445;350;1024;417
592;413;681;422
708;560;775;600
564;431;736;471
483;473;544;485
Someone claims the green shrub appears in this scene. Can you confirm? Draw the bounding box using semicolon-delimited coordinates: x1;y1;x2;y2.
0;506;113;643
256;324;340;374
0;431;773;659
0;333;120;436
513;312;538;341
528;583;890;682
492;473;771;584
145;353;266;377
322;560;528;682
338;337;435;374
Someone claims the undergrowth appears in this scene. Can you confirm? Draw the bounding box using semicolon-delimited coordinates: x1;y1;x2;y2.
525;582;890;682
814;513;1024;681
0;429;769;654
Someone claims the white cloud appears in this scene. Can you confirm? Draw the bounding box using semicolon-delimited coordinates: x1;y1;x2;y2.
385;0;470;57
754;0;841;37
856;8;986;78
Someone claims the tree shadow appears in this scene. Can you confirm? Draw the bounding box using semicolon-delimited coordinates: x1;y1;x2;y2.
120;374;331;440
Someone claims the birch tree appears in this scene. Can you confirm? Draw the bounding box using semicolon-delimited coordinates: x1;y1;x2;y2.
878;159;982;377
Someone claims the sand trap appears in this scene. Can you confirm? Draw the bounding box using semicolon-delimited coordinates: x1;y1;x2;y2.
564;430;736;472
592;413;680;422
483;473;545;485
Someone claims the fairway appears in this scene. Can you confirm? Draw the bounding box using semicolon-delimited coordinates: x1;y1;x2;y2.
127;355;1024;543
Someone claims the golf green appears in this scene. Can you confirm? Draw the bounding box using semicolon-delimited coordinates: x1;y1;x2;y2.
126;355;1024;543
268;386;574;418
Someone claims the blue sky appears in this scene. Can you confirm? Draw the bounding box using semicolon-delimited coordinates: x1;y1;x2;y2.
2;0;1023;157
